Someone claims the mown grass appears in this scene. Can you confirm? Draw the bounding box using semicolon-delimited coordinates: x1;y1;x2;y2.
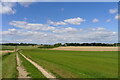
22;49;118;78
18;53;46;78
2;52;18;78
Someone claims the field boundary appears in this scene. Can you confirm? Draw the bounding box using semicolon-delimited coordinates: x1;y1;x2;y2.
19;52;57;79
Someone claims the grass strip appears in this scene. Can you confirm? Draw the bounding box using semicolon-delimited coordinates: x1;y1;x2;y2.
2;52;18;78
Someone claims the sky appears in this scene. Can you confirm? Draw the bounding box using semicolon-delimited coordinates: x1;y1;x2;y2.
1;2;119;44
1;0;120;2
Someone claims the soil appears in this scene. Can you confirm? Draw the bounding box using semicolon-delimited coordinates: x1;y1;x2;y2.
16;53;30;78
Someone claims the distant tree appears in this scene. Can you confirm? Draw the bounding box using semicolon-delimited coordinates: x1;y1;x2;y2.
54;43;62;47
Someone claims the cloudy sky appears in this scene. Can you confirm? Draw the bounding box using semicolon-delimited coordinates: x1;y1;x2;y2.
1;2;119;44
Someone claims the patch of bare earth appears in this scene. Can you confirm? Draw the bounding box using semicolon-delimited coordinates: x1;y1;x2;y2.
0;50;14;55
51;46;119;51
16;53;30;78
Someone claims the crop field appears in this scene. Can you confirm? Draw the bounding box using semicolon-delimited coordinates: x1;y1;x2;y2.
1;46;118;79
2;2;119;79
52;46;118;51
21;49;118;78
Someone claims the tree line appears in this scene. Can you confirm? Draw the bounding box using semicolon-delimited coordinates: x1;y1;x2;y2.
54;43;120;47
1;43;37;46
1;43;120;46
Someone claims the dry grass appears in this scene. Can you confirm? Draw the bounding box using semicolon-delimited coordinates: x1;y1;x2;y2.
0;50;14;55
51;46;119;51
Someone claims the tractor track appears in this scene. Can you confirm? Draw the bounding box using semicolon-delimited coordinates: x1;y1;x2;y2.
19;52;58;80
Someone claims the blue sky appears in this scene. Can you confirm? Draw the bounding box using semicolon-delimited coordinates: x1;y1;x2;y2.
1;2;118;44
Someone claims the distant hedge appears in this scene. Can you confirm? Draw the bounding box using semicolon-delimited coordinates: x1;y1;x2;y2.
63;43;119;46
38;45;57;49
1;43;37;46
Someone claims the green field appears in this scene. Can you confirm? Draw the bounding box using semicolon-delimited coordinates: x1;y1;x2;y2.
22;49;118;78
1;46;118;79
2;52;18;78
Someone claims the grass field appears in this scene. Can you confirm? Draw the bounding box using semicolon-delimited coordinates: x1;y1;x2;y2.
22;49;118;78
2;45;37;50
18;53;46;78
2;52;18;78
1;46;118;79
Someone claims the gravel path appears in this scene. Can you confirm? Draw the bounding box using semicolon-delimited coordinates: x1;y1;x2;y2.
19;53;58;80
16;53;30;78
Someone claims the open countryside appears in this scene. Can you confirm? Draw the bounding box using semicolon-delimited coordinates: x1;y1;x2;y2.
1;43;118;79
1;2;119;80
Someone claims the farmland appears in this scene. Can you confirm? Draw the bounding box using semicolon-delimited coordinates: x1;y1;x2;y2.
21;49;118;78
2;45;38;50
1;46;118;79
52;46;118;51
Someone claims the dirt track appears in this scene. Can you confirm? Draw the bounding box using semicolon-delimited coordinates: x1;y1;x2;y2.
20;53;57;79
0;50;14;55
51;46;119;51
16;53;30;78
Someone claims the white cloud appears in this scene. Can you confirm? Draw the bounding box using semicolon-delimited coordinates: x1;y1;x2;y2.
64;17;85;25
106;19;111;22
1;26;117;44
0;1;34;14
52;27;78;33
109;8;118;14
48;17;85;26
115;14;120;20
9;21;56;31
48;20;67;26
0;2;15;14
7;20;117;43
92;18;99;23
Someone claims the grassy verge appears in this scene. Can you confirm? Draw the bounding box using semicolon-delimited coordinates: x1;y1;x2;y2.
22;49;118;78
2;52;18;78
18;53;46;78
0;65;1;79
